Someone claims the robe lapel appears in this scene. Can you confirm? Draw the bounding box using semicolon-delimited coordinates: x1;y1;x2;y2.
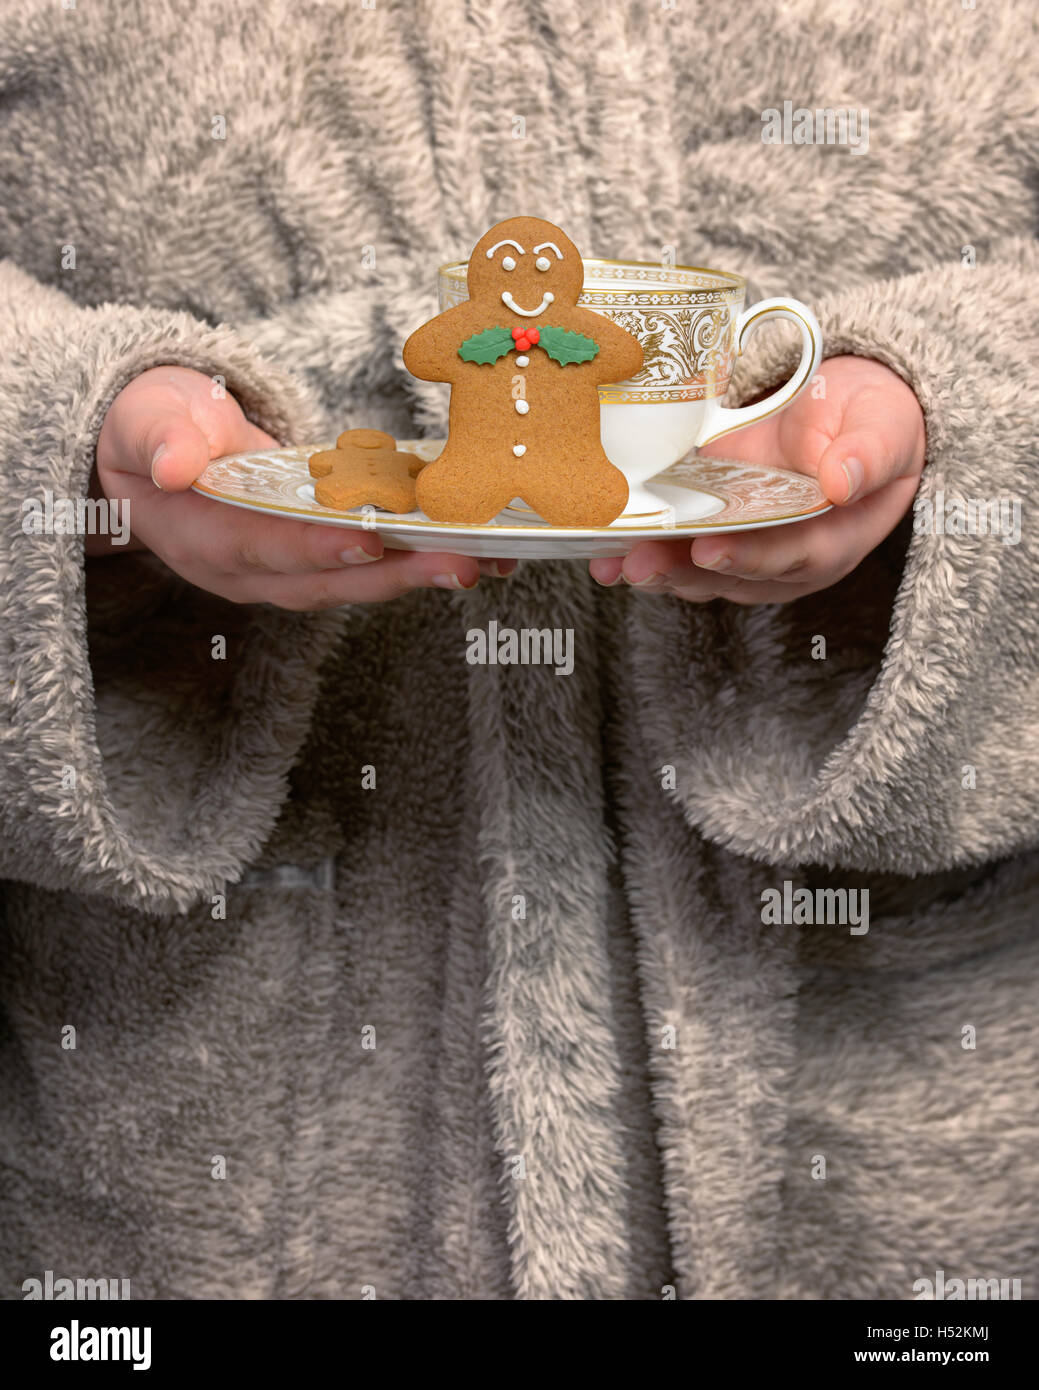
462;564;636;1298
604;591;801;1298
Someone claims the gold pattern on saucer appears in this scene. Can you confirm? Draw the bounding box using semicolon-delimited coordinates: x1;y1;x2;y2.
505;500;674;520
193;444;830;534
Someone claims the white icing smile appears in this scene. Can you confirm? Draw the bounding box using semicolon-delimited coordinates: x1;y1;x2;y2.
501;290;554;317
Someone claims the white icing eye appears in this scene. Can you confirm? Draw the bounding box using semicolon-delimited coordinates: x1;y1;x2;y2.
502;255;517;271
535;256;551;272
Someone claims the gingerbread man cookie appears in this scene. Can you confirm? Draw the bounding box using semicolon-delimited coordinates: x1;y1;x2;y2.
308;429;425;514
403;217;644;527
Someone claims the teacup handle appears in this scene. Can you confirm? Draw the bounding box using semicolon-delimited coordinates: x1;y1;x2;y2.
696;297;823;448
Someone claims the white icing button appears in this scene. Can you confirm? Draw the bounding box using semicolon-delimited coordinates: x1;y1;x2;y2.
516;354;529;366
535;256;551;271
502;255;516;271
515;399;530;415
513;444;527;456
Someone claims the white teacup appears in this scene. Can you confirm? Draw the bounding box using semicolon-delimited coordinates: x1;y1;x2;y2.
438;257;822;519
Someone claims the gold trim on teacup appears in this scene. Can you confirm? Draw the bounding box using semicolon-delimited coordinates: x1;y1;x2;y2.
438;283;737;310
597;380;730;404
582;256;745;288
438;255;747;294
579;288;738;307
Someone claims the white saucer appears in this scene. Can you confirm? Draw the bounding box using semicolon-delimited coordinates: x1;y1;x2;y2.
193;440;831;559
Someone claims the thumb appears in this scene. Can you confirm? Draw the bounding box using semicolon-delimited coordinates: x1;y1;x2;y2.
145;418;278;492
816;395;923;507
141;415;213;492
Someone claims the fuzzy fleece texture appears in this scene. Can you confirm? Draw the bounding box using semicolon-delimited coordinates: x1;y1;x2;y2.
1;0;1038;1300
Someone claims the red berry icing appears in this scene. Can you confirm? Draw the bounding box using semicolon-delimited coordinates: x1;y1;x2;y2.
527;328;540;345
511;327;524;340
515;336;531;352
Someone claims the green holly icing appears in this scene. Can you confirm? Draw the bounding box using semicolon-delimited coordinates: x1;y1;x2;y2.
458;323;601;366
458;326;515;364
537;325;600;365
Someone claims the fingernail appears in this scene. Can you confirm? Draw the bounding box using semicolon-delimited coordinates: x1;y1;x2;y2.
627;571;666;588
592;572;625;587
432;573;478;590
840;456;864;503
695;552;731;571
150;443;168;489
479;560;515;579
339;547;381;565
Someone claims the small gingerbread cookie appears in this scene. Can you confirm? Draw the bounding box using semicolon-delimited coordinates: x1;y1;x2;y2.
308;429;424;513
402;216;644;527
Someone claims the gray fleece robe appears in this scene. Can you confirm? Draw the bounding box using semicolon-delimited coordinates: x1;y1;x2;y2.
1;0;1038;1301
